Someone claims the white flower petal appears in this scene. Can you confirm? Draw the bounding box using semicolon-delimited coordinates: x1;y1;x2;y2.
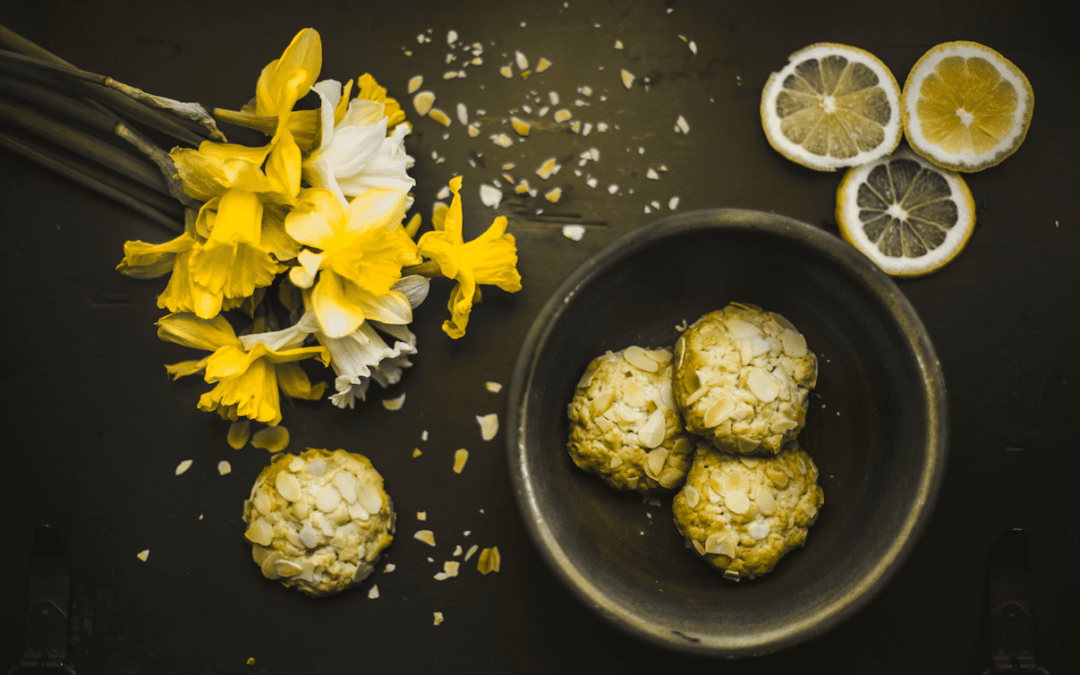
392;275;430;309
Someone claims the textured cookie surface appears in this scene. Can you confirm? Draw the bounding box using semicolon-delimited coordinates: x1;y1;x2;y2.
567;346;695;493
673;304;817;455
672;440;824;579
243;448;395;597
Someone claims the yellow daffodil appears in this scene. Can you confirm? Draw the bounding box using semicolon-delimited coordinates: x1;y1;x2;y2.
178;28;322;205
301;78;415;208
355;73;408;133
157;312;328;426
182;188;284;317
285;186;421;338
293;275;428;408
417;176;522;339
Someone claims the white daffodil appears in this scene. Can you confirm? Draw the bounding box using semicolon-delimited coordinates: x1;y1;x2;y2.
296;274;429;408
302;79;415;209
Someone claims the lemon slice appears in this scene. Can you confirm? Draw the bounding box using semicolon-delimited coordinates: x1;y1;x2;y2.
902;41;1033;172
761;43;902;171
836;148;975;277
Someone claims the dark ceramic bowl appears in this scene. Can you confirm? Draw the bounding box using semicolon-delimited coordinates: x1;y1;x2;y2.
506;208;947;657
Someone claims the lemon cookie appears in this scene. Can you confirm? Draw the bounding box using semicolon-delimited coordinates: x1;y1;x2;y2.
242;448;395;597
672;440;824;580
673;304;817;455
567;346;695;493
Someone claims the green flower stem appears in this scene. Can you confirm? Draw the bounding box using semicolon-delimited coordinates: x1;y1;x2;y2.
0;131;184;233
0;35;208;147
401;260;446;278
0;96;173;198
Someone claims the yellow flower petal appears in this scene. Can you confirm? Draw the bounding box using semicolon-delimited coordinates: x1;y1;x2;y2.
156;249;224;319
312;269;367;338
285;188;345;249
255;28;322;118
259;204;302;262
356;73;407;131
116;232;196;279
199;358;282;425
276;362;326;401
264;127;303;203
164;357;210;380
156;313;241;352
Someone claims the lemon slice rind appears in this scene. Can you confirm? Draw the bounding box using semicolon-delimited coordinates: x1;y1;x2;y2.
761;43;902;172
836;148;975;277
902;41;1034;173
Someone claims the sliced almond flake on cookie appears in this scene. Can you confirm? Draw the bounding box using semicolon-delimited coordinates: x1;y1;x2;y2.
684;485;700;508
623;345;659;372
640;412;667;450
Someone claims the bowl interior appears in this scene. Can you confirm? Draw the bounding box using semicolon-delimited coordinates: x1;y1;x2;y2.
508;209;946;656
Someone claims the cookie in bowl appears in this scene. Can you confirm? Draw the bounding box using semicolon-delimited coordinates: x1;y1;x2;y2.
672;440;824;580
242;448;395;597
567;346;695;493
673;303;817;455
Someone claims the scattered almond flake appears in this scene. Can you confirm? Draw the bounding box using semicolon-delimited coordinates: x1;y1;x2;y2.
416;33;425;44
413;91;435;116
471;56;483;66
579;85;593;96
485;381;503;393
247;658;255;666
492;178;502;189
136;549;149;562
422;430;429;441
608;184;619;195
490;133;513;148
218;461;232;476
570;120;582;133
573;99;590;107
468;123;480;137
614;39;624;50
529;189;538;197
689;40;698;54
367;584;380;599
586;177;598;188
548;91;560;105
597;122;609;133
382;393;407;411
669;196;680;210
456;102;468;126
537;106;550;117
646;168;660;180
417;511;427;521
639;146;646;154
445;53;456;64
544;187;563;203
447;29;458;45
414;530;436;546
227;420;250;449
464;530;472;536
500;64;513;78
562;224;585;241
198;514;203;520
553;109;572;123
433;612;444;626
404;50;412;57
477;547;501;575
428;108;452;126
453;545;463;556
383;563;396;572
678;34;688;42
589;148;600;161
434;572;449;581
522;105;533;114
502;162;515;170
412;448;422;458
443;71;459;80
651;200;661;209
436;185;451;200
511;117;531;136
536;57;553;72
676;115;690;134
536;158;560;179
453;448;469;474
644;205;652;214
520;21;527;27
175;460;193;476
427;557;435;563
515;179;532;194
444;560;461;577
620;69;635;89
501;173;514;185
520;70;532;80
477;413;499;440
515;51;529;70
465;544;479;561
479;184;503;208
582;122;593;136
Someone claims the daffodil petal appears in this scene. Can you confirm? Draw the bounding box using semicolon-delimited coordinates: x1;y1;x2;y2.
265;128;302;203
312;270;366;338
285;188;344;248
259;204;302;262
239;322;312;352
116;232;196;279
156;312;240;352
342;187;409;236
199;358;282;425
311;78;344;153
357;289;413;325
393;275;430;309
164;357;209;379
277;362;325;401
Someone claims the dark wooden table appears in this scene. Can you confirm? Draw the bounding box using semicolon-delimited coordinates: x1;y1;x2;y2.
2;1;1077;672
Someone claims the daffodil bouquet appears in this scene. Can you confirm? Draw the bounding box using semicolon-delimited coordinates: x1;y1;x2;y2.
2;27;520;432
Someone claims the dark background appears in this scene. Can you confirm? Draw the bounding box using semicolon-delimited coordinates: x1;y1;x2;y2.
2;0;1077;673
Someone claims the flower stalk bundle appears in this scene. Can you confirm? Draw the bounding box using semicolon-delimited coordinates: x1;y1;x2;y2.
1;26;522;432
